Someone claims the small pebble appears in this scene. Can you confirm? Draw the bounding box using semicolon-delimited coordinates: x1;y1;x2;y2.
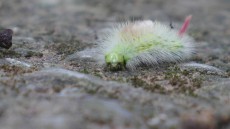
0;29;13;49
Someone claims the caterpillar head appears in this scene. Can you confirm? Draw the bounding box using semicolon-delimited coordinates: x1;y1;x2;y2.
105;53;126;71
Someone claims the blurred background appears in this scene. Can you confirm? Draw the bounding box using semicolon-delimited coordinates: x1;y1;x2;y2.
0;0;230;67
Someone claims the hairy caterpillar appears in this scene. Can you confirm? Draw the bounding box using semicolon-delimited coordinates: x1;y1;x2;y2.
96;15;195;71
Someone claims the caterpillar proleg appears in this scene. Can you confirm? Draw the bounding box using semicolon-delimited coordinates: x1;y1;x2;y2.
96;15;195;71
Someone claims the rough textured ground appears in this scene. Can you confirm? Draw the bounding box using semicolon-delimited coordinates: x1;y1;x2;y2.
0;0;230;129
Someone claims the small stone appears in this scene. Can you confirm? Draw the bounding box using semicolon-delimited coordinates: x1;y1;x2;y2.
0;29;13;49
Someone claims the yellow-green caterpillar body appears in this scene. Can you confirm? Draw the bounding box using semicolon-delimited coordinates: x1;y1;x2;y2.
96;16;194;71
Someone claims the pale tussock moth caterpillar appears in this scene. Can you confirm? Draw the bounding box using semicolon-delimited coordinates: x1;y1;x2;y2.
95;15;195;71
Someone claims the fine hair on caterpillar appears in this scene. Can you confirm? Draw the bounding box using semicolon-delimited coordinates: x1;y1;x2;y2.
95;15;195;71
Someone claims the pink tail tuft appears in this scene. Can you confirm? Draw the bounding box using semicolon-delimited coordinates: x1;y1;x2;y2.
178;15;192;37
